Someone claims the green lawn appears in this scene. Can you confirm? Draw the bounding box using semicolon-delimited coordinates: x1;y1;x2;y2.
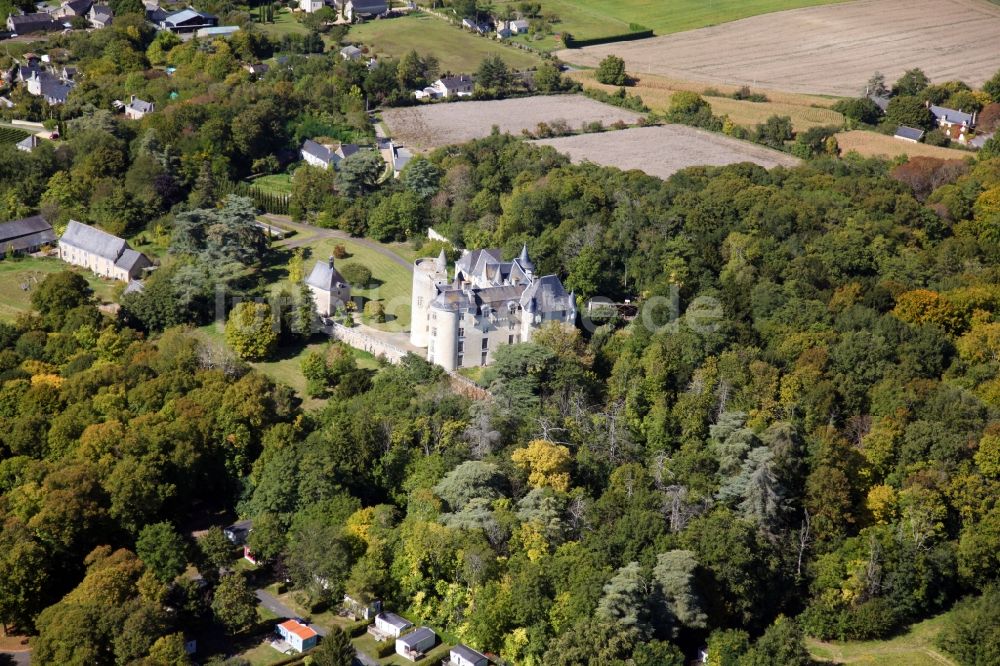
807;612;958;666
300;237;414;331
492;0;850;43
0;257;119;322
346;12;542;74
251;174;294;196
256;7;309;38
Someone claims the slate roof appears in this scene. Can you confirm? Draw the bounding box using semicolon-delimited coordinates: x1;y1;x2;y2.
336;143;359;160
349;0;387;13
930;105;975;127
60;219;127;260
127;96;154;113
894;125;925;142
340;45;362;58
115;247;149;272
122;280;144;296
455;248;501;276
376;612;412;630
398;627;435;648
16;135;40;151
520;274;573;314
868;94;891;112
60;0;92;15
510;19;529;30
90;3;111;18
439;75;474;92
305;257;349;290
451;644;488;664
301;138;332;163
37;72;73;103
9;13;61;32
0;215;55;252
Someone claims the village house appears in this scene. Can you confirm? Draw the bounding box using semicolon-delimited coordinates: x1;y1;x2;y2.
6;12;62;34
396;627;436;661
51;0;92;19
414;75;475;100
299;0;325;12
300;139;359;170
448;644;489;666
340;44;363;60
373;612;412;638
929;104;976;130
58;220;152;281
124;95;154;120
159;8;217;33
341;0;388;22
390;141;412;177
410;245;576;372
509;18;529;33
276;619;318;653
305;256;352;317
16;135;40;153
24;70;74;105
88;4;113;28
243;62;269;77
894;125;925;143
0;215;55;255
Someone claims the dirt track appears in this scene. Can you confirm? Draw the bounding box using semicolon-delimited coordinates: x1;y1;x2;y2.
558;0;1000;96
381;96;644;152
531;125;800;179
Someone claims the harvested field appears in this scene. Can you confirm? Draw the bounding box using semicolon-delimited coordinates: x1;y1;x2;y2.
835;131;975;160
380;96;644;152
558;0;1000;96
531;125;800;180
569;70;844;132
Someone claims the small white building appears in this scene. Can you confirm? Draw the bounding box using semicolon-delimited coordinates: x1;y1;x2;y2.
276;619;318;653
300;139;359;170
299;0;325;12
124;95;154;120
305;256;352;317
340;44;363;60
396;627;436;661
449;644;489;666
58;220;152;282
509;18;529;33
374;612;412;638
16;135;40;153
414;75;475;100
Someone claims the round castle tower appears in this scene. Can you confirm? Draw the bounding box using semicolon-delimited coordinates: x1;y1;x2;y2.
410;249;448;348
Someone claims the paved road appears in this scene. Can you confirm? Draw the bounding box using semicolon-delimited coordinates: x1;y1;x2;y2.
261;214;413;271
0;650;30;666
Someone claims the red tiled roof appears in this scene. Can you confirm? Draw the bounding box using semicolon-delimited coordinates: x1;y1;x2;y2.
279;619;318;640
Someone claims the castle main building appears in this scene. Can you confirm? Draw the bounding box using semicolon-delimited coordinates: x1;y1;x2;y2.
410;246;577;372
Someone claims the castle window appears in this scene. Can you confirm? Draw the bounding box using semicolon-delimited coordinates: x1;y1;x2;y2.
417;297;423;307
481;351;488;365
508;334;514;345
458;341;464;353
457;353;464;366
432;328;437;337
458;327;465;338
481;338;488;350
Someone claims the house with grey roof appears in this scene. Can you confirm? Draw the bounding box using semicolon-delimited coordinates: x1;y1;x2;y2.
305;256;351;317
395;627;436;661
300;139;359;170
58;220;152;281
449;644;489;666
6;12;61;33
410;244;576;372
894;126;925;143
51;0;92;19
343;0;387;21
373;612;412;638
929;105;975;130
340;45;363;60
16;135;40;153
0;215;55;255
24;70;74;105
159;8;217;33
124;95;154;120
88;3;112;28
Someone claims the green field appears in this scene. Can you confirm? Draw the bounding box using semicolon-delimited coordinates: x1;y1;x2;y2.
346;12;542;73
255;7;310;38
249;174;294;196
0;257;119;322
807;612;958;666
494;0;849;43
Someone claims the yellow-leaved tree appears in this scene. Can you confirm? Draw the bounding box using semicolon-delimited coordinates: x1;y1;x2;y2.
511;439;572;492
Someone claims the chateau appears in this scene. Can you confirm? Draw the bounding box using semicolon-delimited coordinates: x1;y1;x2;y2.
410;246;576;372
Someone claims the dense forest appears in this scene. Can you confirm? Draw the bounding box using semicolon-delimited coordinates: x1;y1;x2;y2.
1;8;1000;666
3;131;1000;664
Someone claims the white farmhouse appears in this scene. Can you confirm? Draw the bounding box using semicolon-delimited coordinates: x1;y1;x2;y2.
300;139;360;170
124;95;154;120
396;627;436;661
374;612;412;638
448;644;489;666
58;220;151;281
410;245;576;372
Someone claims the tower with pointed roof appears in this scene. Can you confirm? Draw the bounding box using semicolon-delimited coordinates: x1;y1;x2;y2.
409;243;576;371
